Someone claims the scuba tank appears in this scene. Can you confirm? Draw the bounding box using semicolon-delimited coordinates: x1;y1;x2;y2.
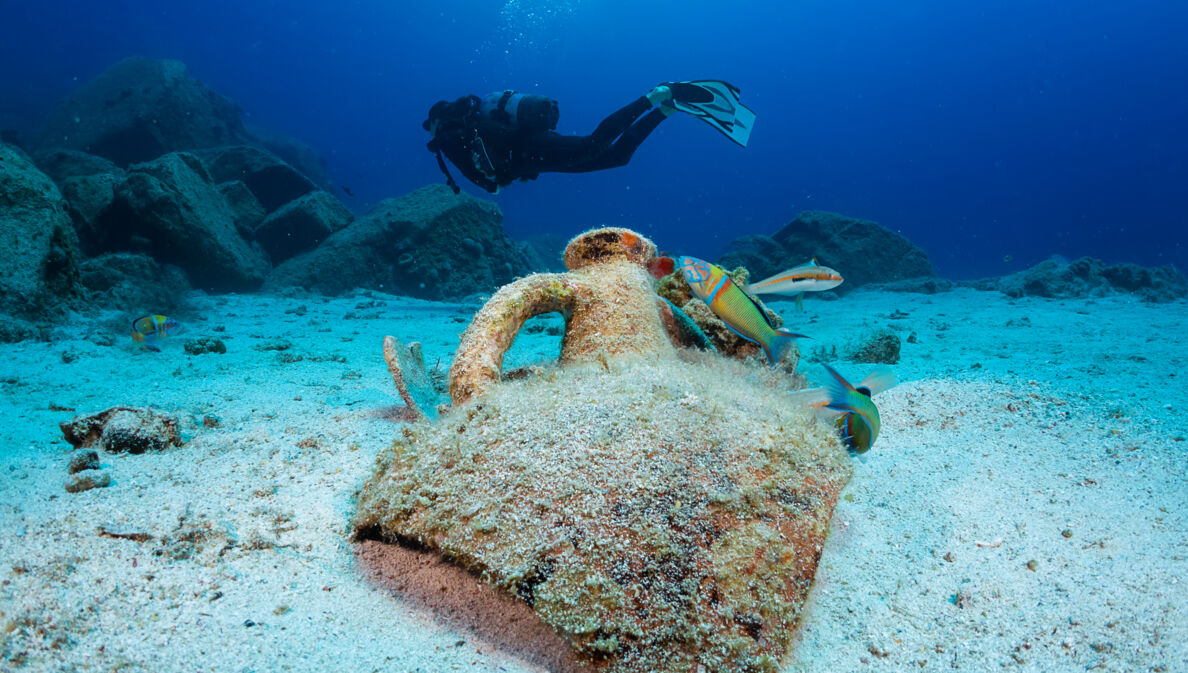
423;91;559;194
480;90;559;133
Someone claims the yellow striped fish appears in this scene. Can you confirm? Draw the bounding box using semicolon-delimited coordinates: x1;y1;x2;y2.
678;256;808;364
131;314;184;351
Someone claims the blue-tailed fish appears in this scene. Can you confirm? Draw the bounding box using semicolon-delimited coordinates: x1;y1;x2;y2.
678;255;808;364
748;258;843;310
131;314;183;351
804;364;897;455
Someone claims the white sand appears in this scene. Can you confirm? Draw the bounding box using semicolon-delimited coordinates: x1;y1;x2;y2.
0;286;1184;672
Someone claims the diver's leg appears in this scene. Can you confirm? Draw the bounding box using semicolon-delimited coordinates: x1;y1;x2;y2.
527;98;661;174
563;108;669;172
587;96;653;146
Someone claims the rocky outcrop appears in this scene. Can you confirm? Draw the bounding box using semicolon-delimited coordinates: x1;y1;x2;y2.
78;253;191;313
719;211;934;289
982;256;1187;303
60;406;183;454
36;58;247;167
31;148;122;184
217;180;267;237
113;152;269;291
254;190;353;263
194;145;316;212
243;122;336;196
0;143;82;317
35;58;333;192
59;171;124;254
266;185;534;300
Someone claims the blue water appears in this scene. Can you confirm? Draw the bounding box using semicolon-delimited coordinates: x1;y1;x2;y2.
3;0;1186;279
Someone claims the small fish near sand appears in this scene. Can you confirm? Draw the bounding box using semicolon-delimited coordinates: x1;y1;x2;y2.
798;364;898;456
130;314;183;351
678;255;808;364
747;258;843;310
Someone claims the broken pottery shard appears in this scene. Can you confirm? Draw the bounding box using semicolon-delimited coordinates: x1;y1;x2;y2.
383;336;443;421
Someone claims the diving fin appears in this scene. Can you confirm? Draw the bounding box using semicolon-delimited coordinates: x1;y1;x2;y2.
667;79;756;148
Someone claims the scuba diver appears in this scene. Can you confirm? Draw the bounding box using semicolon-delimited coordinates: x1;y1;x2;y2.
422;80;755;194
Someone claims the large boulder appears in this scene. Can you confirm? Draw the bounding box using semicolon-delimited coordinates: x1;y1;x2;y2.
987;256;1187;303
78;253;191;313
719;211;934;289
60;171;125;255
31;148;122;184
216;180;267;237
36;58;247;167
193;145;316;213
254;190;353;264
243;122;336;195
0;143;82;316
28;148;126;254
112;152;269;291
266;185;534;300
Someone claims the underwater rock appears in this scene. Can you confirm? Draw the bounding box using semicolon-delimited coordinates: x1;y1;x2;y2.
65;469;112;493
184;337;227;355
194;145;317;213
217;180;267;238
77;253;191;313
60;406;183;454
0;314;46;343
242;121;336;195
114;152;270;291
36;57;334;198
31;148;122;184
847;328;902;364
871;276;954;294
719;211;934;289
254;190;353;263
357;227;849;672
0;143;83;318
36;57;247;167
992;256;1188;303
36;58;246;167
266;185;533;301
67;449;101;474
712;234;787;277
59;171;125;255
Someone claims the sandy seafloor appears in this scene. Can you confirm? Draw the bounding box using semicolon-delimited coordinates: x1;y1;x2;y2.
0;284;1185;673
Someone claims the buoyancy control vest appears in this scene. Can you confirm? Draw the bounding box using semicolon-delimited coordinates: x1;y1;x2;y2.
424;91;559;193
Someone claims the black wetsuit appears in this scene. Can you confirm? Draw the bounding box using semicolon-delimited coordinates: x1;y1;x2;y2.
432;96;667;193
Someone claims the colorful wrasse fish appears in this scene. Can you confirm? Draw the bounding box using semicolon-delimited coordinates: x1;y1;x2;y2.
678;255;808;364
748;258;843;310
798;364;897;455
131;314;183;351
